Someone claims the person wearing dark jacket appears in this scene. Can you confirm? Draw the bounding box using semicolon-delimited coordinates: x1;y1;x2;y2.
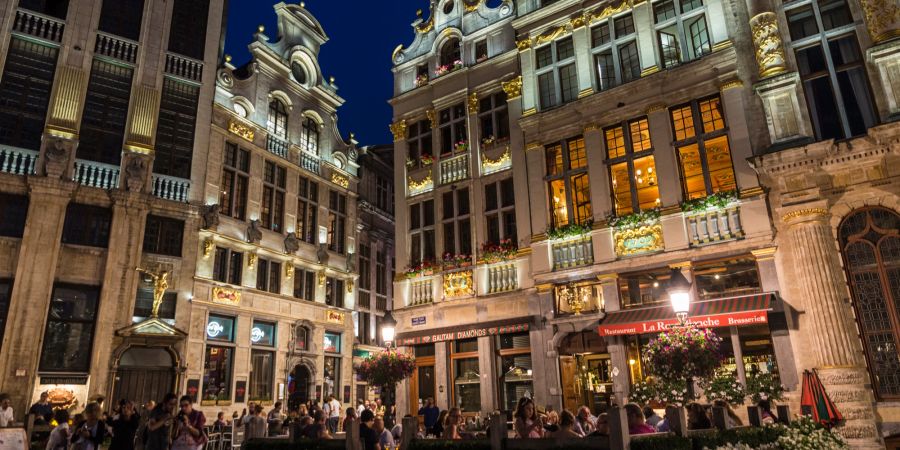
108;400;141;450
71;403;108;450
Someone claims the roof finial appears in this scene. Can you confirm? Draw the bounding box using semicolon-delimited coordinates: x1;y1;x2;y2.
300;1;305;7
257;24;265;33
416;9;423;17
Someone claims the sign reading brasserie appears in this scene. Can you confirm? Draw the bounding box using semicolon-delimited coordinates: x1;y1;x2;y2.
397;323;530;346
325;310;345;324
598;310;768;337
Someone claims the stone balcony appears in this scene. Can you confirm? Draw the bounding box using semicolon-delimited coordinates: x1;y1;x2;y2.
439;153;470;185
0;146;38;176
684;204;744;246
396;256;530;308
551;235;594;270
480;139;512;175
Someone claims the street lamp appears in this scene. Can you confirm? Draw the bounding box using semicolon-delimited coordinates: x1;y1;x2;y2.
379;309;398;428
667;268;692;325
381;310;397;349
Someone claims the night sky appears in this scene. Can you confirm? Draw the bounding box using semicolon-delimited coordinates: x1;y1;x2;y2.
224;0;423;147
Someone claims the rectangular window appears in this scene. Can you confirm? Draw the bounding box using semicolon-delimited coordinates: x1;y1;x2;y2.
326;277;345;308
249;350;275;402
221;143;250;220
143;215;184;257
653;0;711;68
670;96;736;200
206;314;236;341
213;247;243;285
694;257;762;300
99;0;145;40
376;250;387;297
484;178;517;245
478;92;509;143
358;311;372;345
452;339;481;412
359;244;372;293
375;175;392;214
154;78;199;179
261;160;286;232
546;138;592;228
497;333;533;413
591;13;640;92
297;177;319;244
0;194;28;238
439;104;468;156
77;59;134;165
406;119;433;169
292;268;316;301
475;39;488;62
203;346;233;402
0;38;59;151
256;258;281;294
133;282;176;320
17;0;69;18
328;191;347;254
409;200;436;265
61;204;112;248
535;37;578;110
167;0;209;59
441;188;472;258
39;284;100;372
619;268;670;308
605;118;660;215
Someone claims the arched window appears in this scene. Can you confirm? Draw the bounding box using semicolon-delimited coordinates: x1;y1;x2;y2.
300;117;319;155
267;98;288;139
839;207;900;400
294;324;310;352
440;38;461;68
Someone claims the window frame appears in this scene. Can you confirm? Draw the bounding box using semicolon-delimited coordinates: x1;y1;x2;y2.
670;95;737;200
484;178;517;245
496;333;534;413
61;203;113;248
604;117;660;216
327;190;347;254
652;0;711;69
409;199;436;265
261;160;287;232
590;11;641;92
39;283;101;373
439;103;468;157
143;214;184;257
213;247;243;285
545;137;592;228
477;92;509;144
535;36;578;110
326;277;345;308
292;267;316;302
256;257;282;294
407;119;433;169
300;116;320;155
221;142;250;220
450;339;481;412
203;314;236;402
0;37;59;151
267;98;288;140
441;187;472;258
297;176;318;245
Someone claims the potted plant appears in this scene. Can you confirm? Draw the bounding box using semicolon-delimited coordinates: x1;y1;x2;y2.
703;372;747;405
546;221;593;240
421;153;434;166
607;209;661;230
404;260;438;278
415;73;429;87
480;239;517;264
681;190;738;213
442;253;472;270
454;139;469;152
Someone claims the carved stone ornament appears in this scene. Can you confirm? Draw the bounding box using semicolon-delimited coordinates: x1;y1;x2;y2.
859;0;900;43
389;119;407;142
42;138;71;179
284;232;300;254
346;252;356;272
247;219;263;244
317;244;329;264
124;153;149;193
201;204;221;230
750;12;788;78
501;76;523;99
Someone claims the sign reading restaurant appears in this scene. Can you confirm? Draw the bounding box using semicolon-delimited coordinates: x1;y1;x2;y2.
396;323;530;346
598;310;768;336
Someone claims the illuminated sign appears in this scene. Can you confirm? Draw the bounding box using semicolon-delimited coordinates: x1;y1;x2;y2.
207;321;224;338
250;327;265;343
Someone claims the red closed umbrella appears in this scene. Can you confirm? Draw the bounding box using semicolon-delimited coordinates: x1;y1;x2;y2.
801;369;843;429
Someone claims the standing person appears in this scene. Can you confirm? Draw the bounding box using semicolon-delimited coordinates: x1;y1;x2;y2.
145;393;178;450
324;395;341;434
171;396;206;450
343;407;358;432
45;410;71;450
244;405;267;440
624;403;656;435
302;410;331;439
513;398;544;438
374;399;385;417
431;410;447;438
357;400;366;416
358;410;379;450
70;402;108;450
29;392;53;424
441;408;462;440
417;397;440;436
0;393;15;427
374;417;394;449
267;402;284;436
108;400;141;450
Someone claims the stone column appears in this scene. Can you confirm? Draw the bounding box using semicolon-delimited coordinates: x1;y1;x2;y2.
783;208;882;448
503;77;533;247
434;342;450;410
751;247;799;390
858;0;900;44
0;177;75;411
477;335;497;414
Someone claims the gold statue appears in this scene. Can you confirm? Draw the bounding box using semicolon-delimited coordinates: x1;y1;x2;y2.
136;267;170;318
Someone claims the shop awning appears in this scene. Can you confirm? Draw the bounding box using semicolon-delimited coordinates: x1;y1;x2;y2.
597;292;775;337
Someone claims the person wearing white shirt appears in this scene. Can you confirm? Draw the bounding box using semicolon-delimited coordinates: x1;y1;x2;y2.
45;410;71;450
324;395;341;434
0;394;15;427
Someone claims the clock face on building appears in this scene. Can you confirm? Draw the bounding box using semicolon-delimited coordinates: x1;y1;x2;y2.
292;62;308;85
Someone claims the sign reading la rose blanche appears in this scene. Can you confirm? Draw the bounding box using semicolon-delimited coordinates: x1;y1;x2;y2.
597;310;768;337
396;323;530;346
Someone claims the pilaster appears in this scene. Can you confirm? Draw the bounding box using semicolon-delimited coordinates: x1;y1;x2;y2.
524;143;548;237
477;335;497;414
867;39;900;117
583;125;611;221
434;342;449;410
646;107;680;208
719;83;761;192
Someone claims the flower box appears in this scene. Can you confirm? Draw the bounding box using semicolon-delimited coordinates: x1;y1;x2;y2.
480;239;517;264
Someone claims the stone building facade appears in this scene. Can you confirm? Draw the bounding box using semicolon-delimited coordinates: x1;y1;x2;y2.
195;3;361;413
0;0;227;413
392;0;899;446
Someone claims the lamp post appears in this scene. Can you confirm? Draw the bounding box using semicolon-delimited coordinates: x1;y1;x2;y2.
667;267;692;326
380;310;398;428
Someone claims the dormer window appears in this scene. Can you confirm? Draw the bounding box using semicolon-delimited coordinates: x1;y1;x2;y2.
291;62;308;85
440;39;462;68
301;117;319;155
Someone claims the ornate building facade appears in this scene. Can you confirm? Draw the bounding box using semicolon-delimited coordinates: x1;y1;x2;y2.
391;0;899;446
0;0;227;413
196;2;361;412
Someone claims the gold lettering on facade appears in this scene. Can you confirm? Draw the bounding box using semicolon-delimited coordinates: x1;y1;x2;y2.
331;173;350;189
228;120;255;142
212;286;241;306
614;224;664;257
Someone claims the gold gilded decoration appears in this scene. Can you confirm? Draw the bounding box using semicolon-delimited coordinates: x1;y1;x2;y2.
285;265;295;279
720;79;744;92
482;146;511;174
584;124;600;133
751;247;778;261
425;109;438;128
782;208;830;222
859;0;900;43
416;13;434;34
646;103;667;114
586;0;632;25
464;0;482;13
347;280;354;293
578;87;594;99
136;267;170;318
750;12;788;78
408;170;434;196
712;39;733;52
392;44;404;62
614;224;664;257
389;119;408;142
318;270;326;286
739;186;765;199
640;66;660;77
228;120;255;142
443;269;475;298
203;238;214;258
516;39;532;51
325;310;345;324
212;286;241;306
557;284;589;315
47;66;85;136
248;252;257;269
535;26;569;46
522;107;537;117
571;15;586;29
467;92;479;115
501;76;523;99
126;86;159;151
47;388;78;411
525;142;542;152
331;173;350;189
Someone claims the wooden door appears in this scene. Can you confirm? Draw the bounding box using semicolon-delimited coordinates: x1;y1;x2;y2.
559;356;579;413
112;368;175;406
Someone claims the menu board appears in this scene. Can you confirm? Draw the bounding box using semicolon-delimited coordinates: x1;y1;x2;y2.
0;429;27;450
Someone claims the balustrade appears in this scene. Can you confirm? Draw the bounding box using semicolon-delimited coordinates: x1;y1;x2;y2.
164;53;203;82
409;278;434;306
686;206;743;246
299;151;320;174
152;174;191;202
73;159;120;190
439;153;469;185
552;236;594;270
266;134;288;158
487;263;518;294
95;32;138;64
13;9;64;42
0;147;38;175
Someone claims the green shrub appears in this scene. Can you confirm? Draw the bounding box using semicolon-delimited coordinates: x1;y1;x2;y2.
630;435;692;450
690;427;784;449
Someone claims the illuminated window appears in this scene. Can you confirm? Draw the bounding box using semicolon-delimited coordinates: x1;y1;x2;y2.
267;99;288;139
545;138;592;228
604;118;659;216
670;96;736;200
221;143;250;220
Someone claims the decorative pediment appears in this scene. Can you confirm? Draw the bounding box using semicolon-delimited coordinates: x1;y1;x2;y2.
117;318;187;338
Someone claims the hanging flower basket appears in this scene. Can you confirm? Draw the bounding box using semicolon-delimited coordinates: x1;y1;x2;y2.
355;350;416;388
643;326;724;381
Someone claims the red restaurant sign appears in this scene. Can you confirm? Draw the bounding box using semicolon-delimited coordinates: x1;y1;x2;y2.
598;310;769;337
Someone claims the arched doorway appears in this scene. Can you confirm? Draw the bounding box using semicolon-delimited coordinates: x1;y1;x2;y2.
112;347;176;406
839;207;900;400
288;363;312;410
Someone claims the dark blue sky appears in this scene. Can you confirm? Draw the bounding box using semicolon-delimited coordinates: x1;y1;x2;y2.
224;0;424;146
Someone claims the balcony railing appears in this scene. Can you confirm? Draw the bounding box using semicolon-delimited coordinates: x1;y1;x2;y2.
552;236;594;271
486;262;518;294
0;146;38;175
13;8;64;43
73;159;120;190
266;134;288;158
439;153;469;185
409;278;434;306
95;32;138;64
164;53;203;82
686;206;744;246
299;150;320;174
152;174;190;203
